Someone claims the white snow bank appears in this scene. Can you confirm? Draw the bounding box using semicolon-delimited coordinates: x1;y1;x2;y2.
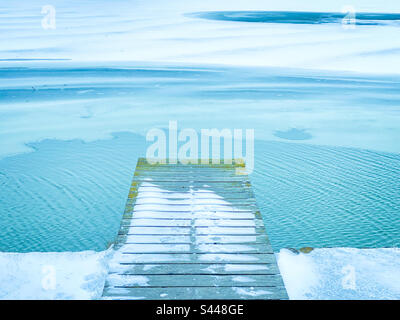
0;250;111;300
1;247;399;299
277;248;400;300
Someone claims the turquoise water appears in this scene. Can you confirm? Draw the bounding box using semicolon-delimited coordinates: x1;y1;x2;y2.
188;11;400;26
253;142;400;249
0;65;400;252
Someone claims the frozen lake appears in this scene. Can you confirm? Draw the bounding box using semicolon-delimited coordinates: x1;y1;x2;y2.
1;0;400;300
0;65;399;252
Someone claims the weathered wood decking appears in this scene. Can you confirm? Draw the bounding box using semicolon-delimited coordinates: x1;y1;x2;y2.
102;158;288;300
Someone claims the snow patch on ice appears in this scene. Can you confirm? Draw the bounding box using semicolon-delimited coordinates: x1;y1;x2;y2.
224;264;269;272
143;265;159;271
232;276;256;283
0;250;111;300
107;275;149;287
277;248;400;300
234;287;272;296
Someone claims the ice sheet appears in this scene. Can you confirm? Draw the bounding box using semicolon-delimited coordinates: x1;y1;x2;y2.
1;0;400;73
0;250;110;299
277;248;400;300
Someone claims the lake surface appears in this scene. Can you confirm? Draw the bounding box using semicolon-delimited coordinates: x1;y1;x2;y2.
188;11;400;26
1;65;399;252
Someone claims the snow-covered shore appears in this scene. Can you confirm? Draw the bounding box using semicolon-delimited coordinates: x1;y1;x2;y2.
277;248;400;299
1;248;399;299
0;250;111;299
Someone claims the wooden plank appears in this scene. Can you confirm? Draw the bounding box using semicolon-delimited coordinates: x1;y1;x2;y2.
134;173;243;179
102;158;288;300
117;234;270;245
107;263;281;275
119;243;273;253
134;199;258;205
136;196;256;202
135;185;254;192
133;175;250;181
123;218;264;227
132;203;259;211
123;211;262;220
135;159;246;166
119;226;266;236
104;274;284;288
115;253;276;264
102;286;288;300
136;190;254;196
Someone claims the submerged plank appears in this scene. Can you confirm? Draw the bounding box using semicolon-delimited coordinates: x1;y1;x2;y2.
102;286;288;300
107;263;281;275
102;158;288;300
119;243;273;253
104;274;285;287
116;234;270;246
115;253;276;263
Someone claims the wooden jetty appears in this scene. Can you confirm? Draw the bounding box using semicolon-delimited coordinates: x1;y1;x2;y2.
102;158;288;300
